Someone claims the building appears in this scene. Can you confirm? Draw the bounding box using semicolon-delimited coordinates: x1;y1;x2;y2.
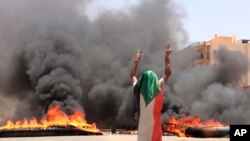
183;34;250;87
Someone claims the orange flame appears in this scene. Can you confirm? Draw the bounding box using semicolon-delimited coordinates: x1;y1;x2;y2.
0;105;99;133
165;116;224;137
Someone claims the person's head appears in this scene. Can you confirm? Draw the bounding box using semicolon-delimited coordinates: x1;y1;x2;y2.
134;70;159;95
136;70;161;105
141;70;159;83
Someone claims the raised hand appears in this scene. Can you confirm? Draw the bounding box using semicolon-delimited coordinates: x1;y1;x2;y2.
130;49;143;83
163;44;172;83
134;49;142;63
165;43;172;56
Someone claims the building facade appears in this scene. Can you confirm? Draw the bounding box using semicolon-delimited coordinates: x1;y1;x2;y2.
188;34;250;87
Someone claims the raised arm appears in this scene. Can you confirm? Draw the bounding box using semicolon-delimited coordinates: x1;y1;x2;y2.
130;49;142;84
163;44;172;83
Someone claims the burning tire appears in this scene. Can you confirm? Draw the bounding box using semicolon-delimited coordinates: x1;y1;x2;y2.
185;126;229;138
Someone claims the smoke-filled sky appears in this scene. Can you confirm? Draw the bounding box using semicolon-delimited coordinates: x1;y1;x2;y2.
0;0;250;127
91;0;250;44
165;46;250;124
0;0;186;127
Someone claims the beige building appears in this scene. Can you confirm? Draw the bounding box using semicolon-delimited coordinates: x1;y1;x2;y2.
184;34;250;87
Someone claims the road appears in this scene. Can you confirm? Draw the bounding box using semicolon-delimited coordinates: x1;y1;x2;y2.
0;135;229;141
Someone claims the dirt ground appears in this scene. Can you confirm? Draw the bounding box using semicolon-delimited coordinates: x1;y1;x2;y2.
0;135;229;141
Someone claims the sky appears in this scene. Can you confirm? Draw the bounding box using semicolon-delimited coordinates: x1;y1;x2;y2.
89;0;250;44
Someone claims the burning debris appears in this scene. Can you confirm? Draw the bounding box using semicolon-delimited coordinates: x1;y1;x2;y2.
163;116;228;137
0;106;102;137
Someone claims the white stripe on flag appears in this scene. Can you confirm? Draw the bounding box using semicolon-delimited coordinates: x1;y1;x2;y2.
137;94;155;141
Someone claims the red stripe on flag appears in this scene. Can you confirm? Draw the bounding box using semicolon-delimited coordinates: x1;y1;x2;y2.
151;92;163;141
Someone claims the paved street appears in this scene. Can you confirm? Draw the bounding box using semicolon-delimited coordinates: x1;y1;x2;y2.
0;135;229;141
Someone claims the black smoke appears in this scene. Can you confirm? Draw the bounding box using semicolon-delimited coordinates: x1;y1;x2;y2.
0;0;187;126
163;46;250;124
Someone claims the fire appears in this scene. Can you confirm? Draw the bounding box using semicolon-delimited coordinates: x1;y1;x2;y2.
165;116;224;137
0;105;99;133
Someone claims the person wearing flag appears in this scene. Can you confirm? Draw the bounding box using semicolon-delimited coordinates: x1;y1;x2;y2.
130;44;172;141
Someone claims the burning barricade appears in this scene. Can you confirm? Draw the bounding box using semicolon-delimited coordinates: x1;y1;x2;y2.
163;116;229;137
0;105;102;137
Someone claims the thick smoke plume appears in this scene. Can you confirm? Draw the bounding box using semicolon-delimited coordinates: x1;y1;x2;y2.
1;0;250;128
0;0;187;126
164;46;250;124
